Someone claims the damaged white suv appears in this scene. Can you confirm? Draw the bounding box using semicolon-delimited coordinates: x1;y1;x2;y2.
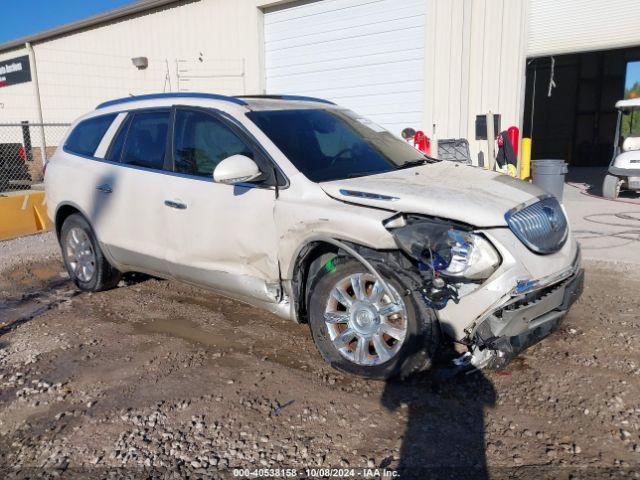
45;93;584;379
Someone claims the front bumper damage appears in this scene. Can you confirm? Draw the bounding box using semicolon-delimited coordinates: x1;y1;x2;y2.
466;256;584;370
303;229;583;373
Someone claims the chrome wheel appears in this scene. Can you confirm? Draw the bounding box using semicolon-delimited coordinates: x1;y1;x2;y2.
324;273;407;366
65;227;96;283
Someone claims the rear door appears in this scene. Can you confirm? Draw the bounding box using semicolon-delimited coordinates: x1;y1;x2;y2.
163;106;281;303
94;109;173;275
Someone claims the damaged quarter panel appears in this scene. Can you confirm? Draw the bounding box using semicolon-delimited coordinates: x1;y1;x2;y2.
274;172;397;283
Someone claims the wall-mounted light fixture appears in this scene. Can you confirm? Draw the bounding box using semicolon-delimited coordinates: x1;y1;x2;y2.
131;57;148;70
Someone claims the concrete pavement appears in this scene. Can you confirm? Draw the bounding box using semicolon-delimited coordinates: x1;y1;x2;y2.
562;181;640;266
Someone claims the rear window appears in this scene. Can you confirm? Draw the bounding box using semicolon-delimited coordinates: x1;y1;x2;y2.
65;114;117;157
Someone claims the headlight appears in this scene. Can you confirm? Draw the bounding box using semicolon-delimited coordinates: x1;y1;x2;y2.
387;217;501;281
443;230;501;280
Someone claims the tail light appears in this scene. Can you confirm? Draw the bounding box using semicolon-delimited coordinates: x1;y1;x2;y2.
18;145;26;161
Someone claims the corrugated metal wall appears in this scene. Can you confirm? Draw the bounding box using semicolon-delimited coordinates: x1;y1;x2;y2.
529;0;640;57
424;0;528;164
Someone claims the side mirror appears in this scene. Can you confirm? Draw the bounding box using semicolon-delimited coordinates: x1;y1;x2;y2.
213;155;262;185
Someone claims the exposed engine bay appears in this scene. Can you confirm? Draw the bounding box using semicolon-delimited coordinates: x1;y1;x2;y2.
385;214;501;311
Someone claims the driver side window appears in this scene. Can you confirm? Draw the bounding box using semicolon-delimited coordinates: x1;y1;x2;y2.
173;109;254;178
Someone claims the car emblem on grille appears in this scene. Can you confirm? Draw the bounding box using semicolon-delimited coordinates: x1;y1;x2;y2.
542;205;560;231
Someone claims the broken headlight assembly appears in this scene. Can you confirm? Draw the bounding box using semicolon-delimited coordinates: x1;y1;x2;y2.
439;230;501;280
385;215;501;309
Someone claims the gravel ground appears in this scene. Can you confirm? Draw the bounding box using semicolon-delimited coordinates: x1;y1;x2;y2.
0;232;639;479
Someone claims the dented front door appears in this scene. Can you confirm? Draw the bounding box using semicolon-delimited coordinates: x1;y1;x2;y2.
163;107;280;303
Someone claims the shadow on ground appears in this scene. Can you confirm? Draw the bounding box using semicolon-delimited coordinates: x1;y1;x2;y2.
566;166;640;200
381;344;496;480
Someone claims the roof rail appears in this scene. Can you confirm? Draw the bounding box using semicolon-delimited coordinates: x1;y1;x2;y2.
96;92;248;109
235;95;335;105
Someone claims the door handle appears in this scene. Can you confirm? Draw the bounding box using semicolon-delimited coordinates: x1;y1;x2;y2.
96;184;112;194
164;200;187;210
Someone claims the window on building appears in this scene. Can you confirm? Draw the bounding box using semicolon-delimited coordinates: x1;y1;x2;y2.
172;109;254;178
65;114;117;157
121;111;170;170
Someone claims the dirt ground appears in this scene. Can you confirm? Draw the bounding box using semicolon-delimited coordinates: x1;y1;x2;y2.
1;232;639;479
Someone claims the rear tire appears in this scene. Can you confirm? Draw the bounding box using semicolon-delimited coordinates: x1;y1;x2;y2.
307;257;439;379
602;174;621;199
60;214;121;292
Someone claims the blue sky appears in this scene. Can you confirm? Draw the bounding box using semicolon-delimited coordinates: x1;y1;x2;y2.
0;0;136;44
625;61;640;90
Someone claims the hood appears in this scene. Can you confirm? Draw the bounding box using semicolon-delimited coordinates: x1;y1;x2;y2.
319;162;545;227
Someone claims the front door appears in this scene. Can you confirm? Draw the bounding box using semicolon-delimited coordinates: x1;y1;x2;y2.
164;107;280;303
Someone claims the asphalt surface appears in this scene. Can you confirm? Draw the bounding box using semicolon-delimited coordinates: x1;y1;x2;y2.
0;232;639;479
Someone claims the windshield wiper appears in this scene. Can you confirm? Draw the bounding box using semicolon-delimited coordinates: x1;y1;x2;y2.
345;171;384;178
398;156;440;169
397;159;428;169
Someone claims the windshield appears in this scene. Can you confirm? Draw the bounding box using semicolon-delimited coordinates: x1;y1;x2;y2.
621;108;640;139
246;109;431;182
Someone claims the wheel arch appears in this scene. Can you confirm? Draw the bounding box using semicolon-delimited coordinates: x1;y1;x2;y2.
288;236;407;324
54;201;101;242
54;202;87;240
290;240;340;324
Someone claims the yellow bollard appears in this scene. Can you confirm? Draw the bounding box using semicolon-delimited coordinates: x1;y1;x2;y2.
520;138;532;180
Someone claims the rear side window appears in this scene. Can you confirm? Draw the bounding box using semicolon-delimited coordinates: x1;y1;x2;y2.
121;111;170;170
65;114;117;157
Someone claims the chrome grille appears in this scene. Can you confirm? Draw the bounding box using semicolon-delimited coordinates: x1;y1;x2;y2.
505;196;568;254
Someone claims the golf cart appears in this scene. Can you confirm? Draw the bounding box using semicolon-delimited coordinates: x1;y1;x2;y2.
603;98;640;198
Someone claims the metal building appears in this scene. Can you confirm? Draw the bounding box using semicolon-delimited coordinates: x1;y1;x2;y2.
0;0;638;166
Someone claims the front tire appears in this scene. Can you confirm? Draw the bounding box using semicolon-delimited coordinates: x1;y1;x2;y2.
60;213;121;292
308;257;439;379
602;174;621;199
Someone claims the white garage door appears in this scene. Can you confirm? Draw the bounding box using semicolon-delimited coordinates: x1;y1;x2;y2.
529;0;640;57
264;0;426;135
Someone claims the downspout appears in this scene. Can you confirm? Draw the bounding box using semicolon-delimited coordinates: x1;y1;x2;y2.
25;42;47;167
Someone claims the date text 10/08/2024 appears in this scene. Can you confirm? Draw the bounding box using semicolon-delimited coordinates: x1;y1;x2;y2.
232;468;400;478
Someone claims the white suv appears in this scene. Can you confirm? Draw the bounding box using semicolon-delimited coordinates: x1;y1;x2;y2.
45;93;583;379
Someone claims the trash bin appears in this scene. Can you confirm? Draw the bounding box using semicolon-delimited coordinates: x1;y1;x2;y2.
531;159;568;201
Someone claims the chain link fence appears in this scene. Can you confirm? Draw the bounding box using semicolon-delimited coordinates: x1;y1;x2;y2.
0;122;70;194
